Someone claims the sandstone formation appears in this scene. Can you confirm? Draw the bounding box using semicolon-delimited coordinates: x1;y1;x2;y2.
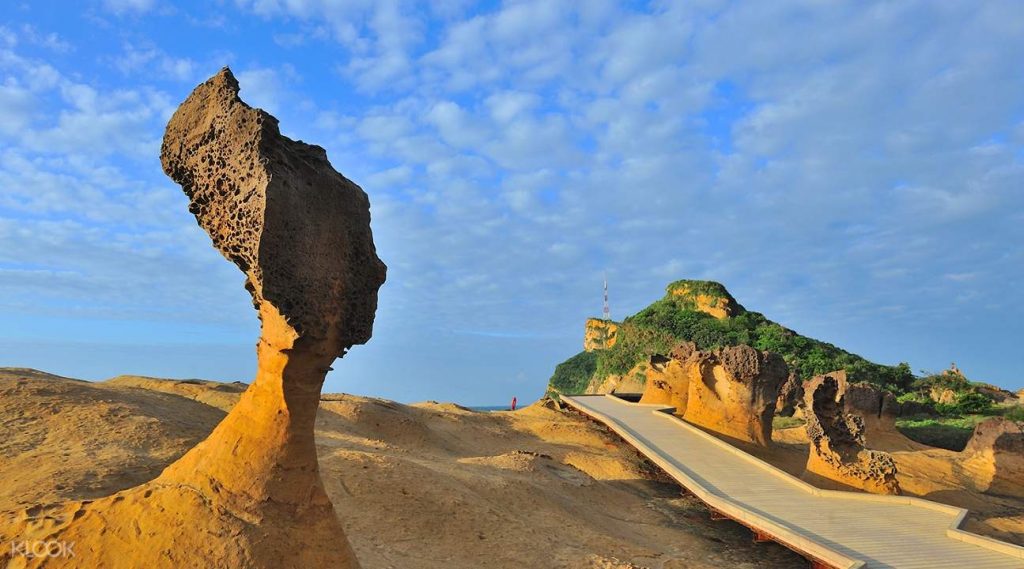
635;354;688;412
975;384;1018;404
843;382;898;434
583;318;619;351
802;375;901;495
931;387;958;405
962;418;1024;498
640;342;787;445
583;365;646;394
0;369;807;569
666;281;741;319
804;369;848;398
0;68;386;568
898;399;940;417
775;371;803;417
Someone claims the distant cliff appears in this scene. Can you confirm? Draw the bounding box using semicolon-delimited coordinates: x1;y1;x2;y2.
548;279;913;396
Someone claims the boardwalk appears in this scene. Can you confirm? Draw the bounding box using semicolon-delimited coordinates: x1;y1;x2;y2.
562;394;1024;569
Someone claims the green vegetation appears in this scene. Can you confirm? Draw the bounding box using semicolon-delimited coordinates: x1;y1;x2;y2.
935;391;993;416
548;280;1017;428
549;281;914;395
665;279;735;300
548;351;598;395
895;403;1022;451
1005;405;1024;422
773;416;806;430
895;415;989;451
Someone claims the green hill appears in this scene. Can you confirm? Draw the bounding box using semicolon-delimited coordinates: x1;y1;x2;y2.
549;280;913;396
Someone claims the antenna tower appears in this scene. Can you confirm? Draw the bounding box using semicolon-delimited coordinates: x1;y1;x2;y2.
602;273;611;321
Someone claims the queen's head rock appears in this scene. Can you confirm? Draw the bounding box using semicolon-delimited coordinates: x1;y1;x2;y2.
0;68;384;569
161;67;386;356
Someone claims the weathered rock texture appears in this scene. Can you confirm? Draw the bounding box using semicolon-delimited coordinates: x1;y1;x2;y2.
635;354;689;412
585;360;647;395
843;382;898;434
639;342;787;445
802;375;901;495
962;418;1024;498
975;384;1018;404
775;371;803;417
931;387;958;405
583;318;619;351
667;283;740;319
0;68;385;568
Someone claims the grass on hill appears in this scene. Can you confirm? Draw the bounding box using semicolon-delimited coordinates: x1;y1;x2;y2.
550;281;914;396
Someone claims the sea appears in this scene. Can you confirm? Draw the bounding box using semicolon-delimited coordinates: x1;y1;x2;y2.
469;405;513;412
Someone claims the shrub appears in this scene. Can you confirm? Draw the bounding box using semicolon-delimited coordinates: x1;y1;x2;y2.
548;351;598;395
935;391;993;416
896;417;981;451
1004;406;1024;422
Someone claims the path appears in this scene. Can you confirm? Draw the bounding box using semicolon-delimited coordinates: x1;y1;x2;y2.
561;394;1024;569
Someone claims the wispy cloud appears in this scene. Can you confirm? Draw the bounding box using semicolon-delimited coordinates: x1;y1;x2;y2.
1;1;1023;401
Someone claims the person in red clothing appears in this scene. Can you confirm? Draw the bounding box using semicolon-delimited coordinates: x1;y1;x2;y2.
511;396;517;411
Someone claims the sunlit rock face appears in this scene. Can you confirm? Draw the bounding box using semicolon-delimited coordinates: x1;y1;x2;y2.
639;341;787;446
803;375;901;495
963;418;1024;498
0;67;385;569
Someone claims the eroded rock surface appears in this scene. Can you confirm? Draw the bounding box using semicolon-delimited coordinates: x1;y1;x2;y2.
775;371;803;417
584;318;619;351
803;375;901;495
963;418;1024;498
843;382;898;433
0;67;385;568
636;354;689;413
640;342;786;445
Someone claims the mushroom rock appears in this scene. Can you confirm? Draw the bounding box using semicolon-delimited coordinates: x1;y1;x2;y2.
802;376;901;495
0;68;386;568
640;342;787;446
962;418;1024;498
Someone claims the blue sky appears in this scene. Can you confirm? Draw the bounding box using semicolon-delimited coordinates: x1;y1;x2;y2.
1;1;1022;404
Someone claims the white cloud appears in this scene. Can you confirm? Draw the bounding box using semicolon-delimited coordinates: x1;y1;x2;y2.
5;1;1024;396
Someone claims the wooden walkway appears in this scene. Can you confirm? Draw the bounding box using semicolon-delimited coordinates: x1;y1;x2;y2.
562;394;1024;569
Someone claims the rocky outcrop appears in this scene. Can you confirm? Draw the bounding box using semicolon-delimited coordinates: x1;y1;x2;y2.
640;342;787;445
0;68;386;568
802;375;901;495
898;399;939;417
962;418;1024;498
843;382;898;433
804;369;848;398
930;387;958;405
1018;389;1024;405
584;318;619;351
775;372;803;417
975;384;1018;404
584;363;646;395
666;281;742;319
636;354;689;413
